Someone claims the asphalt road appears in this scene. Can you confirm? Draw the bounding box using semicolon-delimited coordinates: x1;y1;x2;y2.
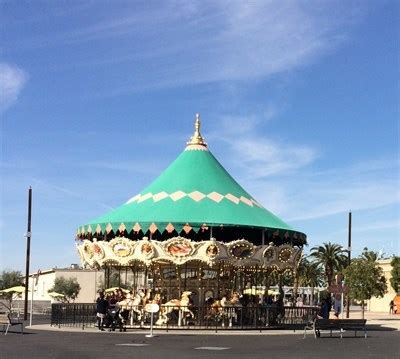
1;326;399;359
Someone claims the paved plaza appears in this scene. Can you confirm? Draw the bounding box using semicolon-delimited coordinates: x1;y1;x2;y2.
1;312;399;359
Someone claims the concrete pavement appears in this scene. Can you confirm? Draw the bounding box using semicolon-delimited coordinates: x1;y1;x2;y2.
25;311;400;335
1;317;399;359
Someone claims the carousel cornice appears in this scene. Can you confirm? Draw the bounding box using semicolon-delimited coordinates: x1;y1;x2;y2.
76;221;306;244
77;236;302;271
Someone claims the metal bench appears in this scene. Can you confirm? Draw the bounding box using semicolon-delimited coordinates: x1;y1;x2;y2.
0;313;24;335
304;318;367;338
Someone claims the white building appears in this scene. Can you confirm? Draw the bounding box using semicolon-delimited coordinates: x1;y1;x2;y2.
367;258;398;313
26;265;104;304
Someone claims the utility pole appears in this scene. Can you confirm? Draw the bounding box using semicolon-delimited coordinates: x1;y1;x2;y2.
346;211;352;318
24;187;32;321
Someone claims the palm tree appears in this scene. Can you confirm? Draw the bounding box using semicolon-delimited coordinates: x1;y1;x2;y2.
361;247;379;262
292;258;303;302
310;242;347;287
299;259;324;288
298;259;324;305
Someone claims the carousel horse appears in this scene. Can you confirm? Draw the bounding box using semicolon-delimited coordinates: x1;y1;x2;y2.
210;292;242;311
208;293;242;326
117;290;144;324
156;291;194;325
221;292;242;307
142;288;153;306
151;292;162;304
205;299;222;320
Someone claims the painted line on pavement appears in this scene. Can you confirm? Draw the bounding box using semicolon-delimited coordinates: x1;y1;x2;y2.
116;343;150;347
195;347;230;350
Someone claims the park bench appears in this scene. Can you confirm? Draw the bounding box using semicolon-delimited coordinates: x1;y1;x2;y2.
304;318;367;339
0;313;24;335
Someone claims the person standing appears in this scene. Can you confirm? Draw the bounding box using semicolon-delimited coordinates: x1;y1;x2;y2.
96;291;109;331
389;300;394;314
318;298;330;319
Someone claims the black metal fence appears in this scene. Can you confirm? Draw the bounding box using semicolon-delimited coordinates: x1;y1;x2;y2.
51;303;318;331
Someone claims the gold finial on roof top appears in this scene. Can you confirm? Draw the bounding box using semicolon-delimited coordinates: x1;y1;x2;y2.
187;113;207;147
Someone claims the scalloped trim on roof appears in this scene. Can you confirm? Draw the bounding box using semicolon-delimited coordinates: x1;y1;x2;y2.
76;223;307;244
185;144;209;151
125;190;263;207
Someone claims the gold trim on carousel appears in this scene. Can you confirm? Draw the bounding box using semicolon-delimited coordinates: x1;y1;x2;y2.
77;237;302;271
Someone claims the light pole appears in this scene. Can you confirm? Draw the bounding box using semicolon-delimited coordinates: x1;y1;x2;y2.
29;270;40;326
346;211;352;318
24;187;32;321
30;274;34;326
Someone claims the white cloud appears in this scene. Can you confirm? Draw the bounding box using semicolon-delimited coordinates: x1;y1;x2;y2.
350;219;399;233
0;63;28;112
210;113;317;178
15;1;362;93
252;158;400;222
125;1;356;89
208;113;399;224
237;138;317;177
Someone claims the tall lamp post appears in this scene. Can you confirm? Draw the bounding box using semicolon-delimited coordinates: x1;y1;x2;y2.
24;187;32;321
346;211;352;318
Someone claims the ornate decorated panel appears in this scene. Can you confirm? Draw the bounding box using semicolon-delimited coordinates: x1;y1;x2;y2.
77;236;302;271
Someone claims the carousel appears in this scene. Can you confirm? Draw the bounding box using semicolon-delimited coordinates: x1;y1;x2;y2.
75;115;307;328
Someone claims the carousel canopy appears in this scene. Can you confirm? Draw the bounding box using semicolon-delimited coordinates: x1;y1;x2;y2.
78;115;305;241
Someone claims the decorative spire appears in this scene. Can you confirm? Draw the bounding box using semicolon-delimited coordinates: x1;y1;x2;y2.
187;113;207;147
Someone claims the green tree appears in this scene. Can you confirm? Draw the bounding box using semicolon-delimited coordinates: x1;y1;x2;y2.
390;256;400;294
292;257;323;304
0;270;24;312
361;247;381;262
108;271;121;288
48;277;81;303
0;270;24;289
310;242;347;286
344;258;387;319
292;258;303;301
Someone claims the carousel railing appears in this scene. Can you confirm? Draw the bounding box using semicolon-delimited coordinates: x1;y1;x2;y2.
51;303;97;329
51;303;319;330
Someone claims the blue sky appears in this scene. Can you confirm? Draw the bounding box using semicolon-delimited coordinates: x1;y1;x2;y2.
1;1;399;272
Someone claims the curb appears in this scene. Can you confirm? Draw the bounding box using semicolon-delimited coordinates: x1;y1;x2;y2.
26;324;305;336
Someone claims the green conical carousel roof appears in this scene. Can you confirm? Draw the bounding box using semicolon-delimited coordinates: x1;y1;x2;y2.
79;116;305;240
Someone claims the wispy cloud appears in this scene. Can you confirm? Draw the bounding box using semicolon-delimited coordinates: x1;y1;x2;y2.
210;113;317;178
254;158;400;222
31;178;115;211
104;1;357;92
85;161;164;176
207;112;399;223
0;63;28;113
6;2;363;94
333;219;400;235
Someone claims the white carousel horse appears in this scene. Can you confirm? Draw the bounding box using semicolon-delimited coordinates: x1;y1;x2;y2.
117;290;145;325
156;291;194;326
